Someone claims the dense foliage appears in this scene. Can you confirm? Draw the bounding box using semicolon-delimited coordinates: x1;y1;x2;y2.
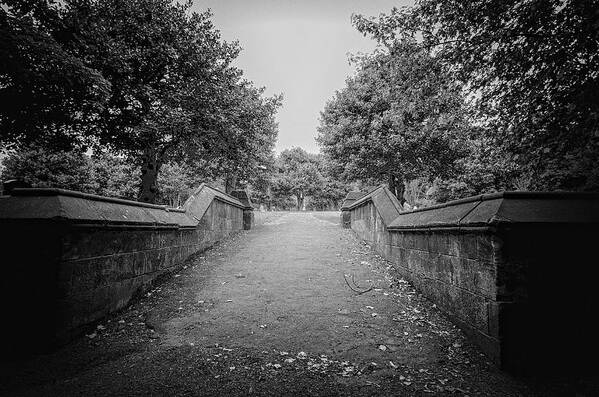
346;0;599;195
0;147;139;199
249;148;351;211
0;0;280;202
318;40;470;204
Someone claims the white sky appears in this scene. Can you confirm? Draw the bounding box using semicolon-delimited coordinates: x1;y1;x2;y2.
192;0;412;153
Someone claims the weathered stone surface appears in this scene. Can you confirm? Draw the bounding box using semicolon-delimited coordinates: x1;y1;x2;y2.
0;184;252;355
340;191;367;210
345;186;599;374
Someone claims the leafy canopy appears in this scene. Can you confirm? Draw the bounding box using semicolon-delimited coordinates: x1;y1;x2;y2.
353;0;599;190
317;40;469;200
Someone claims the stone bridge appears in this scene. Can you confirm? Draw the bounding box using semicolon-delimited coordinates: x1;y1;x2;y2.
0;185;597;396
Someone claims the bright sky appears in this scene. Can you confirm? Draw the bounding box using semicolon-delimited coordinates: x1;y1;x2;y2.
192;0;412;153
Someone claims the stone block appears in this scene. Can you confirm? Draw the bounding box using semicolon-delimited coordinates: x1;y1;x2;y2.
459;233;479;260
430;232;453;255
476;234;495;261
453;258;496;298
340;210;351;228
243;210;253;230
61;229;155;260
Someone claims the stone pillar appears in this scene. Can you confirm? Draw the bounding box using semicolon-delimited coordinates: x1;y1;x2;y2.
341;209;351;228
243;209;254;230
230;189;254;230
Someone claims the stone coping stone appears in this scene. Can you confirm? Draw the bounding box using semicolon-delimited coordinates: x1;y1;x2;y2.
340;191;368;210
229;190;254;210
389;191;599;230
345;185;404;225
0;183;247;228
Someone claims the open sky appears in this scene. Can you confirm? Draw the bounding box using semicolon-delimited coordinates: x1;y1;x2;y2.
192;0;412;153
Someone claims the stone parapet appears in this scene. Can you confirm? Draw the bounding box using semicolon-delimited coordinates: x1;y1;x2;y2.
0;184;251;355
341;188;599;374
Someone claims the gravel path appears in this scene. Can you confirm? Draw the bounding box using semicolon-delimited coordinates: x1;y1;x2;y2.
3;212;537;396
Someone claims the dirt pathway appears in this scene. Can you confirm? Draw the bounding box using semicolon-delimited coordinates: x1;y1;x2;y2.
3;212;535;396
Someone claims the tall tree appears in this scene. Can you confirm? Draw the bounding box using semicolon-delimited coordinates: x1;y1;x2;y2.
64;0;244;202
1;0;281;203
272;148;325;211
353;0;599;191
317;41;468;204
0;0;111;149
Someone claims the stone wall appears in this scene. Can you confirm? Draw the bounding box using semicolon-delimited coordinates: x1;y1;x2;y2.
0;184;253;355
342;187;599;374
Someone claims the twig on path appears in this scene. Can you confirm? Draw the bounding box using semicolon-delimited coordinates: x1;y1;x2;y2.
343;274;373;295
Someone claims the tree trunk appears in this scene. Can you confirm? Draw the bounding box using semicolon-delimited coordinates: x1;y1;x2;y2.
225;173;238;194
296;191;304;211
138;146;163;204
388;173;406;206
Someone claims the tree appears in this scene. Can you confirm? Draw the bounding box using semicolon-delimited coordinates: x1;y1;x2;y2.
1;147;98;192
306;179;349;211
90;151;139;199
0;0;111;149
352;1;599;191
271;148;325;211
317;41;469;204
269;148;351;211
0;147;138;199
1;0;281;203
63;0;247;202
156;162;196;207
